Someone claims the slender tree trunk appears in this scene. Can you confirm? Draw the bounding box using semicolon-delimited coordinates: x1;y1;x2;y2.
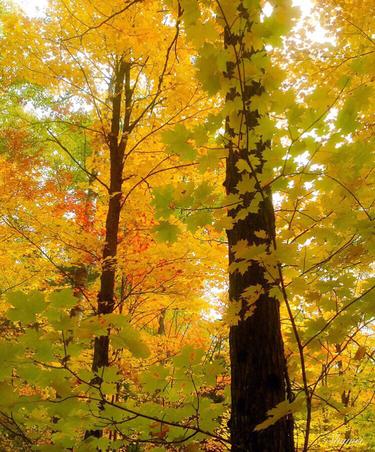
86;58;131;439
336;344;351;440
92;58;130;372
157;308;166;335
224;7;294;451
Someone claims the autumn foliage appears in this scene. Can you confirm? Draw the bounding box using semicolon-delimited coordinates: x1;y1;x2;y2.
0;0;373;450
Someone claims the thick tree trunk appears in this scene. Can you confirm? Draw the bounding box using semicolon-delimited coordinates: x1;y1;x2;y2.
224;9;294;452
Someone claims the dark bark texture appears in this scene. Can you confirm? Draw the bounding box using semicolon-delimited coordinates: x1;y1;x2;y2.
224;7;294;452
92;59;130;372
86;58;131;439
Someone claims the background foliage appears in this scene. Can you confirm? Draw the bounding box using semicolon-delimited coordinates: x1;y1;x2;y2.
0;0;373;450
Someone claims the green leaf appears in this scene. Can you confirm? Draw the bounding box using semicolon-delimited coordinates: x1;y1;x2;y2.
111;327;150;358
236;159;251;173
49;289;77;309
203;359;225;386
180;0;200;25
194;181;213;204
101;365;122;383
7;291;45;323
236;174;256;195
0;340;24;364
336;103;357;133
140;364;170;393
152;184;175;218
196;43;226;95
75;317;107;339
153;221;181;243
185;210;212;232
255;116;274;141
162;124;196;161
173;346;205;368
254;397;304;431
104;313;131;329
198;148;227;172
0;383;18;407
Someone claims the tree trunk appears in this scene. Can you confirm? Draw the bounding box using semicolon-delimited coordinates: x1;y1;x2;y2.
157;309;166;335
86;58;131;439
92;58;130;372
224;7;294;452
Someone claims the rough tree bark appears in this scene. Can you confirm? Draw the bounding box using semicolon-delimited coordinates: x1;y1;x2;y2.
224;6;294;452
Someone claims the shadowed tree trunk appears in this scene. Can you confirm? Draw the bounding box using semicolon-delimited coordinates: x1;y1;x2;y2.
92;58;131;372
223;6;294;452
85;57;132;439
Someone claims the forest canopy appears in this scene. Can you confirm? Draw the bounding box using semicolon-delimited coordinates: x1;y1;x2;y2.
0;0;373;450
